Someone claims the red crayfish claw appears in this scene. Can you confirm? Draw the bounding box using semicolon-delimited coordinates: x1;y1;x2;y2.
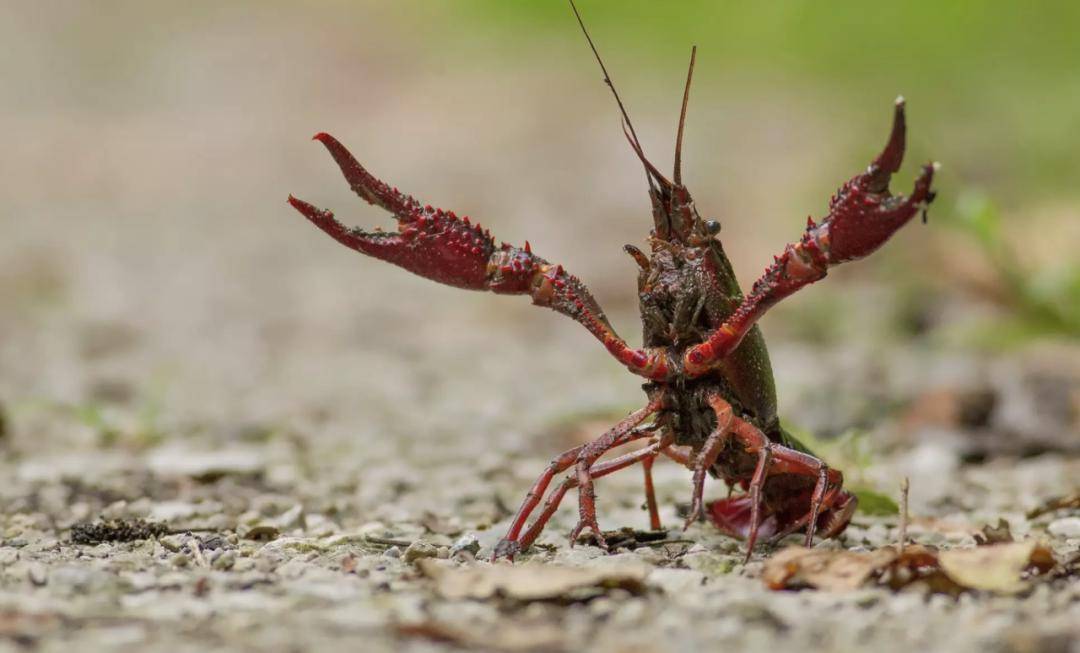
288;133;500;291
817;97;938;264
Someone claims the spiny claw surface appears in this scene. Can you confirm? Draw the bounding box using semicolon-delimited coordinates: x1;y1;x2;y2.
289;133;674;380
819;98;936;263
683;99;938;376
290;195;497;290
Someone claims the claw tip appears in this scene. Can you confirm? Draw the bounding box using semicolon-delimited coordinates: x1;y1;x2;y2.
931;161;942;172
894;95;905;107
312;132;332;143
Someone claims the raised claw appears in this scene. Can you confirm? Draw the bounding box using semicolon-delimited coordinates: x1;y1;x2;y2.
684;99;938;377
312;132;420;217
820;98;936;263
289;133;674;381
287;195;496;289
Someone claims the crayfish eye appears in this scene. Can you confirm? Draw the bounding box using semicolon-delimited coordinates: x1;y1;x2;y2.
705;220;721;235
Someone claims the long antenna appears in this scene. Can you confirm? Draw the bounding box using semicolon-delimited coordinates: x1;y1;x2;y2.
673;46;697;186
568;0;647;158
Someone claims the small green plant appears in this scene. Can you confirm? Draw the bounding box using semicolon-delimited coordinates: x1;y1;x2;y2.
948;192;1080;344
783;422;899;516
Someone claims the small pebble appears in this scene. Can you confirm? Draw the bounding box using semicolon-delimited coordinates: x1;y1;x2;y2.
158;535;185;553
383;546;401;559
213;551;237;571
449;533;480;559
171;553;191;568
27;564;47;586
403;541;439;564
1047;517;1080;538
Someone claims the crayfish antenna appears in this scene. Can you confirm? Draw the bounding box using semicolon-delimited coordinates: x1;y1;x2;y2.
569;0;669;191
673;46;697;187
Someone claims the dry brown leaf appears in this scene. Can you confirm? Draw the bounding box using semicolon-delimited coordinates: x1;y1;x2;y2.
417;559;649;601
765;541;1058;595
938;541;1056;595
763;546;901;591
973;518;1014;545
1026;493;1080;519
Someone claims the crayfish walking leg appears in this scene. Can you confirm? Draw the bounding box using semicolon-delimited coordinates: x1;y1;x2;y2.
493;399;663;560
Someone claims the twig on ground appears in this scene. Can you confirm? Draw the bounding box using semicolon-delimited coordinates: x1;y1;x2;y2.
899;477;910;552
364;535;414;548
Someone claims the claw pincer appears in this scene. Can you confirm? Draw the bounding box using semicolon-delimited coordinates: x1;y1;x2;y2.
289;133;673;381
683;98;937;377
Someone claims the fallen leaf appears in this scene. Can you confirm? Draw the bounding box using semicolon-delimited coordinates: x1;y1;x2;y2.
767;541;1058;595
763;546;902;591
973;518;1014;545
938;541;1056;595
1026;493;1080;519
764;544;956;594
417;559;649;602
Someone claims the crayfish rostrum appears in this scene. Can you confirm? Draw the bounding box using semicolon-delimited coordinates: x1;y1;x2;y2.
287;2;937;561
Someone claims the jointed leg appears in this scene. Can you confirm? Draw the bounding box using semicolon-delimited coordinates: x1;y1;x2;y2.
569;415;663;548
661;444;693;467
518;432;675;551
641;455;661;530
497;443;587;555
494;399;662;560
718;416;847;559
767;482;853;544
745;445;772;561
682;395;734;529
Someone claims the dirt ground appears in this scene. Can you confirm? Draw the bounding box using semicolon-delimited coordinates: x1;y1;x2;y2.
2;4;1079;652
2;195;1078;652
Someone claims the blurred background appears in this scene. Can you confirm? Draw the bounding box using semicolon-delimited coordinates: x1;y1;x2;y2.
1;0;1077;496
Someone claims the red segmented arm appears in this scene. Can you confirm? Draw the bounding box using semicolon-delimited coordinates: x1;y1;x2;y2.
684;99;937;377
288;133;672;380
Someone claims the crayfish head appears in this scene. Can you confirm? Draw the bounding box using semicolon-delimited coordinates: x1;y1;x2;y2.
649;182;717;245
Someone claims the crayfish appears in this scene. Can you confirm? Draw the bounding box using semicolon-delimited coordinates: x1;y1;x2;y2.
287;2;937;561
